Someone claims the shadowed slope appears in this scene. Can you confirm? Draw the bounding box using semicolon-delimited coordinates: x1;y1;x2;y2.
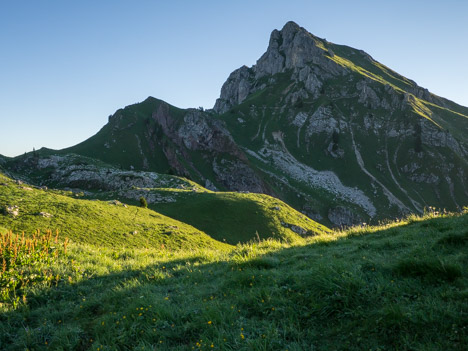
1;208;466;349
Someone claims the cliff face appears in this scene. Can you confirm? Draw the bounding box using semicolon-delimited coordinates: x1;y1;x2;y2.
150;102;270;193
7;22;468;227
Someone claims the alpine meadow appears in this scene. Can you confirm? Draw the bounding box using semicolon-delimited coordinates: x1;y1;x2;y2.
1;20;467;351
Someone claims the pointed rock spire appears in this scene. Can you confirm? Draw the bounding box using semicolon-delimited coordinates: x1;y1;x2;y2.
254;21;327;78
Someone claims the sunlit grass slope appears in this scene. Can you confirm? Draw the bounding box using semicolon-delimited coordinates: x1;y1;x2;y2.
1;209;466;350
0;173;228;251
119;189;330;245
1;165;330;247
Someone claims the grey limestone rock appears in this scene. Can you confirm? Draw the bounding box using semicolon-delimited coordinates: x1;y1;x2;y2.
281;221;308;236
254;28;285;77
214;66;253;114
204;179;218;191
326;141;345;158
306;106;338;135
297;65;322;97
302;205;323;222
409;173;440;184
178;110;216;150
357;80;381;109
420;120;464;155
212;158;267;193
327;206;362;227
213;159;264;193
290;225;307;236
285;88;309;106
255;21;332;78
291;111;309;128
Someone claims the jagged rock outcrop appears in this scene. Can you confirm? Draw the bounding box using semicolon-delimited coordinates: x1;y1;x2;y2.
306;107;340;135
213;66;254;114
295;65;323;98
254;21;339;78
420;120;464;155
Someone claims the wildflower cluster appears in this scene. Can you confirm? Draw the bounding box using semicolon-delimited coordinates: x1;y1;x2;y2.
0;229;69;308
424;206;446;218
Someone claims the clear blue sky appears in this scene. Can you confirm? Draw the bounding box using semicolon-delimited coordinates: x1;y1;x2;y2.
1;0;467;157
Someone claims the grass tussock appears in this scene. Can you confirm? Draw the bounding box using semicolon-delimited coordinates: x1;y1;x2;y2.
436;231;468;247
394;258;462;282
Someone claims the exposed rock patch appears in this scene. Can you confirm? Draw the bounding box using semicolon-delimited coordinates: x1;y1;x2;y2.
36;212;53;218
327;206;362;227
4;205;19;217
212;158;267;193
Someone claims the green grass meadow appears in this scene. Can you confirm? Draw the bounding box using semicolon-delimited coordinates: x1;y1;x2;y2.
1;207;467;350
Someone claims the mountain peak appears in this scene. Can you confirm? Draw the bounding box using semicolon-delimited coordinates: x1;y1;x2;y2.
279;20;317;41
280;20;302;34
254;21;327;78
213;21;331;113
213;21;332;113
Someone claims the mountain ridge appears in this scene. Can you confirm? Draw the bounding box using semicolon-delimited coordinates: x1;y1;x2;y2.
3;21;468;227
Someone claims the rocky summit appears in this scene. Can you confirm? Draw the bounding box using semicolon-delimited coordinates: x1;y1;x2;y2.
4;21;468;227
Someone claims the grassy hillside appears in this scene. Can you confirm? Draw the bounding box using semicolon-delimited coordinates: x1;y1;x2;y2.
61;97;173;172
114;189;330;245
0;173;228;251
0;169;327;247
1;207;466;350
